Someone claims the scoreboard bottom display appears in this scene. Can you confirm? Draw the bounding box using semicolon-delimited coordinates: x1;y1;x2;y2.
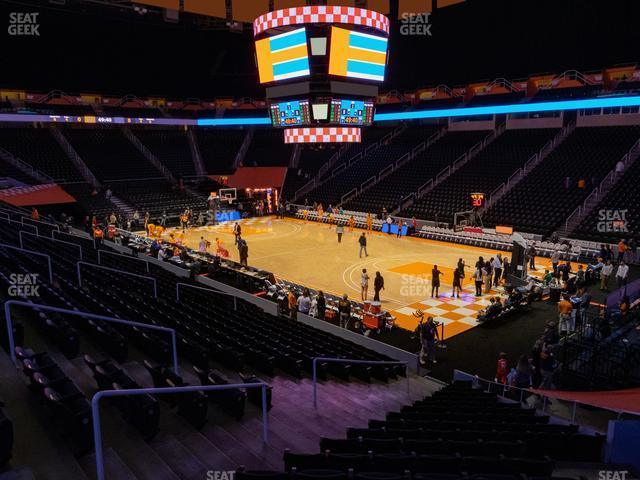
284;127;361;144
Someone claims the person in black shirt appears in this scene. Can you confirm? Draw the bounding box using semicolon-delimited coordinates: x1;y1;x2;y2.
452;268;462;298
431;265;442;298
373;271;384;301
316;291;326;319
358;233;368;258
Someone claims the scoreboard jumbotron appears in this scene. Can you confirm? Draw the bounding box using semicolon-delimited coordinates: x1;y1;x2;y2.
253;6;390;143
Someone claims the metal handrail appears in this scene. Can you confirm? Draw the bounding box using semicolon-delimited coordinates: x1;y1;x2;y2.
175;282;237;310
3;300;178;373
0;243;53;283
53;230;96;249
453;369;632;422
97;249;150;273
312;357;409;407
21;216;60;231
76;261;157;298
92;382;269;480
341;187;357;204
20;231;82;259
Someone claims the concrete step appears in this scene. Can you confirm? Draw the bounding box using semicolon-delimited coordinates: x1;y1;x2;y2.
149;434;209;480
0;467;36;480
79;447;138;480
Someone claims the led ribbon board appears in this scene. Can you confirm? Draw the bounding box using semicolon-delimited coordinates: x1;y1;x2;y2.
373;95;640;121
255;28;310;83
329;27;388;82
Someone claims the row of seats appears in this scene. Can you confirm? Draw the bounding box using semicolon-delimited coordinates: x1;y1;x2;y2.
484;126;640;235
282;451;554;477
0;127;82;182
403;129;556;224
16;347;93;455
277;381;604;478
84;354;161;440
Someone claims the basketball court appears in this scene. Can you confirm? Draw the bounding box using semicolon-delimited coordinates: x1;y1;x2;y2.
161;217;569;339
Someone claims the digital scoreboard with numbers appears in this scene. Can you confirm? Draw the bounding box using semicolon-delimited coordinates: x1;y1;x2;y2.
470;192;486;208
269;99;311;127
330;99;374;125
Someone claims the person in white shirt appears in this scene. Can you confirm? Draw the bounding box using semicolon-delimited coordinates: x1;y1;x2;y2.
600;260;613;291
616;261;629;289
615;160;625;176
308;296;318;317
297;288;312;314
198;236;208;253
157;248;167;261
361;268;370;301
491;254;503;287
551;250;561;274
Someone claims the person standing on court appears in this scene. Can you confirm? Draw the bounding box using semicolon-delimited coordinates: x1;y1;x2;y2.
233;222;241;244
373;271;385;301
336;222;344;243
431;265;442;298
361;268;370;301
358;233;368;258
492;254;503;287
474;265;483;296
551;249;561;274
452;267;462;298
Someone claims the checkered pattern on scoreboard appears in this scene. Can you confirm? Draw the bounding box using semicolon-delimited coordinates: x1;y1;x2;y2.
253;7;390;36
284;127;361;144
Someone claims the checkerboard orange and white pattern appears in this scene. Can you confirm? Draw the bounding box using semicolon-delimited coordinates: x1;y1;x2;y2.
391;291;503;339
253;6;390;36
284;127;361;144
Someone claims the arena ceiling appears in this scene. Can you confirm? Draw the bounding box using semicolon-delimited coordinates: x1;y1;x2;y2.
1;0;639;98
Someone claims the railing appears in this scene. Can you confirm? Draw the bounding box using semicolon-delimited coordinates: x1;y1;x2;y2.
175;282;237;310
379;163;394;179
0;146;54;183
19;231;82;259
76;261;158;298
452;369;627;423
49;127;100;187
97;249;150;272
1;217;38;235
53;230;96;249
559;135;640;236
92;382;269;480
3;301;179;373
0;243;53;283
21;216;59;231
417;179;433;196
341;187;358;204
360;175;377;191
312;357;409;407
122;127;176;184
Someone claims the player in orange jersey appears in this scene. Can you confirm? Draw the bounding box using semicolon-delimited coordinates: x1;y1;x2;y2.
348;215;355;232
366;213;373;232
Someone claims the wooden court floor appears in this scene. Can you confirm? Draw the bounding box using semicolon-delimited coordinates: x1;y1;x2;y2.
162;217;565;339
